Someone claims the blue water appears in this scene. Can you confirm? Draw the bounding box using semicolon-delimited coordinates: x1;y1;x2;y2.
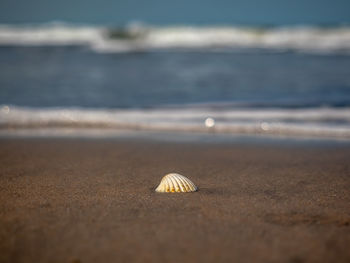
1;46;350;109
1;0;350;25
0;23;350;139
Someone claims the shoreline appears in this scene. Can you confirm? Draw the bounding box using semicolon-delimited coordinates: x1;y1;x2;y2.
1;138;350;262
2;105;350;140
2;128;350;146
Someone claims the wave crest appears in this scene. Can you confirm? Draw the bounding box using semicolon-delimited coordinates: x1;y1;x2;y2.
1;23;350;54
1;105;350;139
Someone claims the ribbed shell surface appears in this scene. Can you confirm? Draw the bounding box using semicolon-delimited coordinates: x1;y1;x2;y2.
155;173;197;193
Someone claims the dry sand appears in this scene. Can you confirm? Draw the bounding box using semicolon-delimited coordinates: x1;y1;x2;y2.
0;138;350;263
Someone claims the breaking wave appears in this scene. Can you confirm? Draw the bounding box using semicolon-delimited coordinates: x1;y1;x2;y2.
1;105;350;139
1;22;350;54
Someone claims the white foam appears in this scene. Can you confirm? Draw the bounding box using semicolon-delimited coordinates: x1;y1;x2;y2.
1;23;350;54
0;23;103;46
1;105;350;139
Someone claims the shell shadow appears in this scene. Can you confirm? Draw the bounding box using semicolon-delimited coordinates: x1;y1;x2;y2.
198;187;232;196
149;186;232;196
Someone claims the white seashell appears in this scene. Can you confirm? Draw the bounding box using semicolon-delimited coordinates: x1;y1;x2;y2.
155;173;197;193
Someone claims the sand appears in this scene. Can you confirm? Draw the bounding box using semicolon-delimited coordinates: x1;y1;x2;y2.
0;138;350;263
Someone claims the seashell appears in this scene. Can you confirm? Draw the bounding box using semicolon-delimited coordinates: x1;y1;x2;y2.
155;173;197;193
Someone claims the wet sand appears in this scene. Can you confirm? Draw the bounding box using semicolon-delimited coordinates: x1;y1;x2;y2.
0;138;350;263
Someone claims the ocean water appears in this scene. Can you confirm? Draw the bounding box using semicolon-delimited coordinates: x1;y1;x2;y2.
1;23;350;139
1;0;350;25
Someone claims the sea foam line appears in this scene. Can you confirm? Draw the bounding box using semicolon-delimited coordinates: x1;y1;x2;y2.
1;105;350;139
1;23;350;54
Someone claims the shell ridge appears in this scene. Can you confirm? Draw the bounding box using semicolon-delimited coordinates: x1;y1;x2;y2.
168;175;177;192
167;175;176;192
173;175;184;192
181;175;196;190
175;176;186;192
160;178;167;192
164;176;171;192
188;179;197;191
157;177;167;192
177;175;190;191
180;176;193;191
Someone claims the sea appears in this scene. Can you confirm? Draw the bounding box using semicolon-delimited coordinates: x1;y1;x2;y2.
1;22;350;140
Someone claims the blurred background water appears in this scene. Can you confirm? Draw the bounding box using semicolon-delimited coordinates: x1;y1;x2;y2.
0;0;350;138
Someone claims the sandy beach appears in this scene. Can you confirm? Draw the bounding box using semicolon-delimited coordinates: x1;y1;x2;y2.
0;137;350;263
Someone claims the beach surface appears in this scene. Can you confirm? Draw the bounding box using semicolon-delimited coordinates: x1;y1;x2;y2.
0;138;350;263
